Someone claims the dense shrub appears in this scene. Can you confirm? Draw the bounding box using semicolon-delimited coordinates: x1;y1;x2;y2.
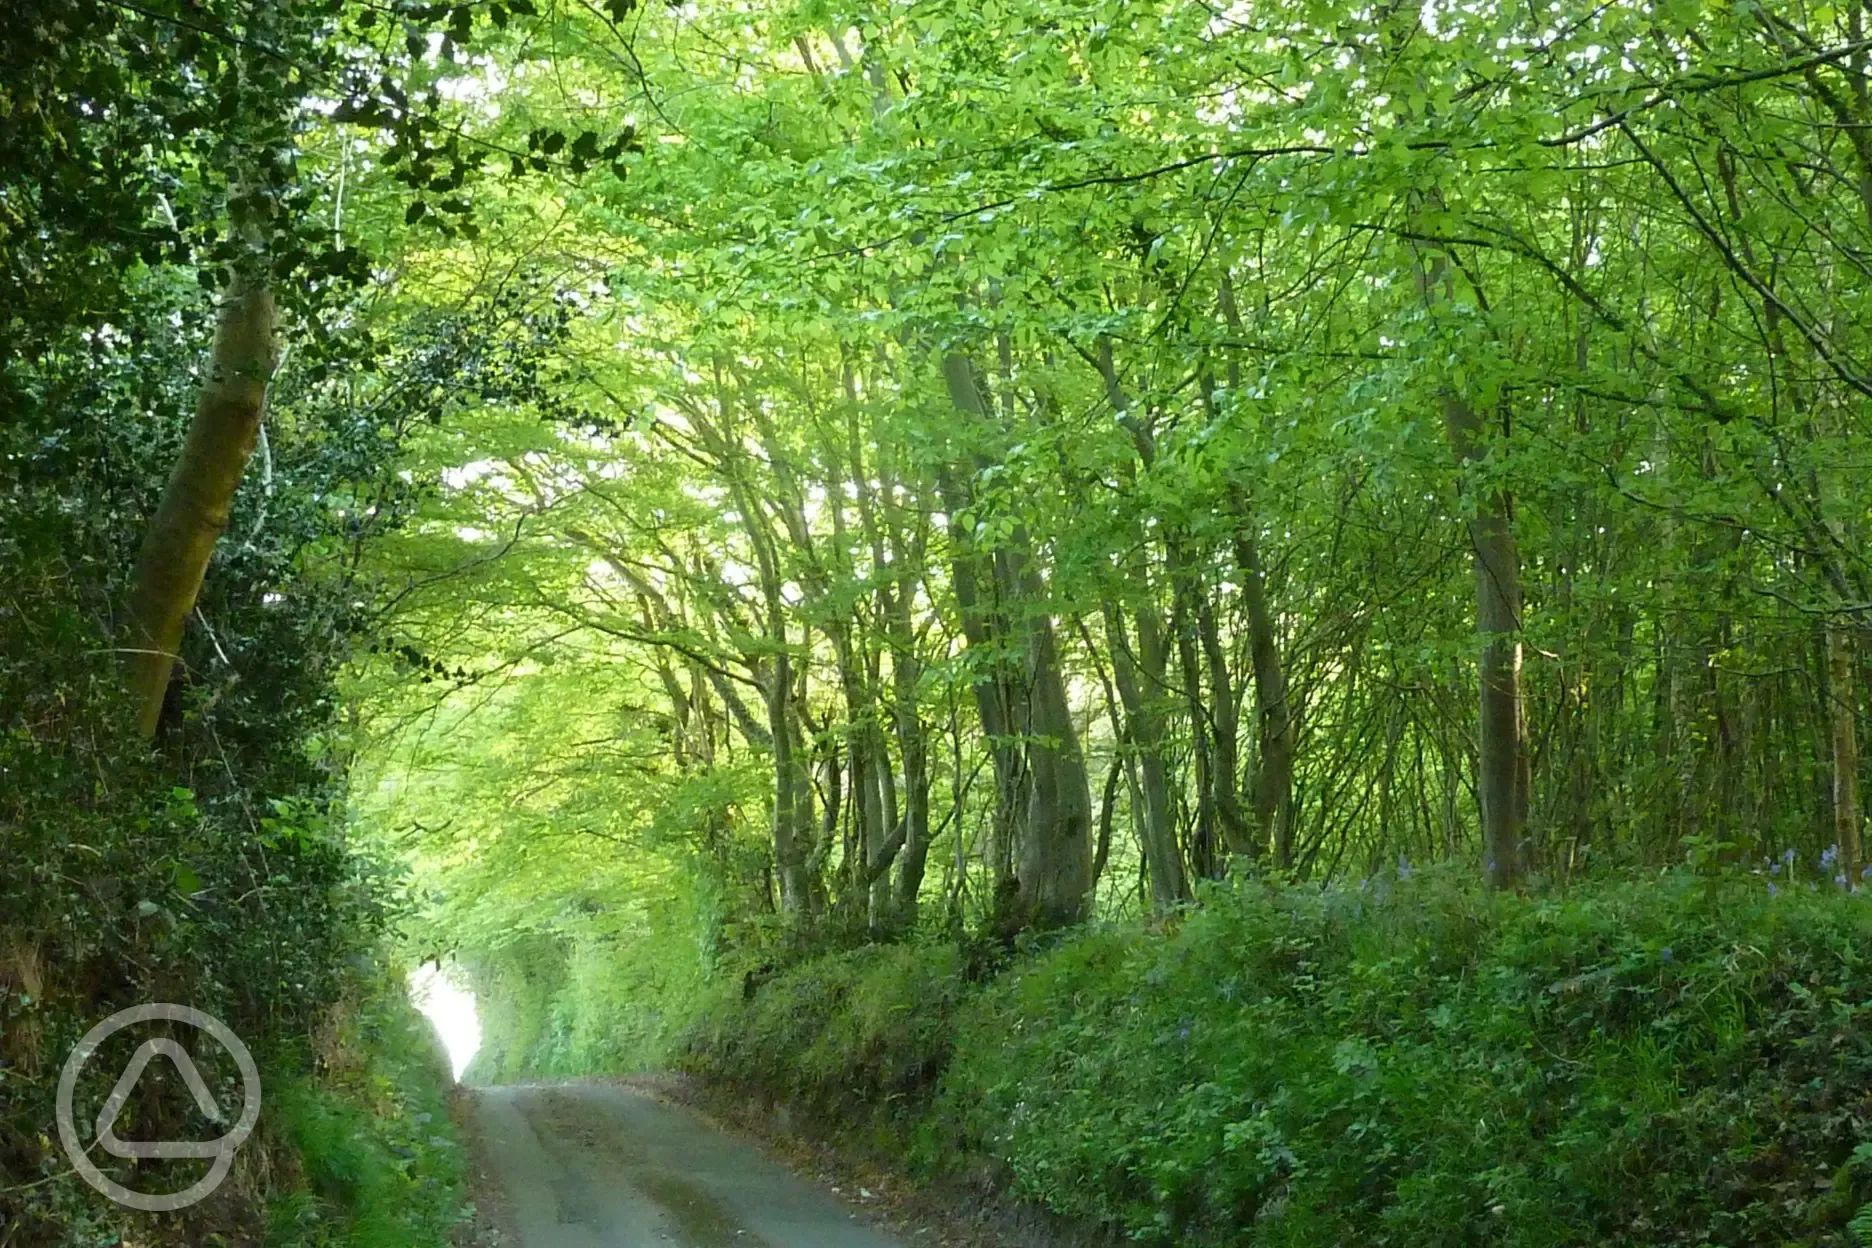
675;869;1872;1246
461;890;718;1083
0;786;399;1245
0;258;445;1245
267;973;470;1248
683;941;968;1131
462;935;575;1082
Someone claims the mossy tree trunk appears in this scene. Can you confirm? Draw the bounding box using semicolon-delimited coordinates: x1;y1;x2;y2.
126;268;277;738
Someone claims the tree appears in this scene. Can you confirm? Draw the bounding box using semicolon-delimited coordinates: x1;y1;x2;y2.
127;240;279;737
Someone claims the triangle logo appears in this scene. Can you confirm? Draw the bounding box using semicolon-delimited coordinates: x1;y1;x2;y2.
93;1038;228;1160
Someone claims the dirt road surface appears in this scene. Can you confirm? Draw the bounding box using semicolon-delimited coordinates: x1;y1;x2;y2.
467;1083;909;1248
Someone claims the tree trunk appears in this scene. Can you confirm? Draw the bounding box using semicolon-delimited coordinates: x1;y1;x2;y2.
1196;567;1249;860
1829;621;1863;881
935;355;1025;892
1101;599;1189;906
746;502;812;914
1448;392;1527;889
1207;306;1295;868
1231;518;1295;866
889;594;933;925
935;457;1023;892
941;352;1090;925
127;270;277;737
765;648;813;913
1169;554;1219;880
833;627;890;923
1412;247;1528;889
1017;590;1093;924
891;678;933;923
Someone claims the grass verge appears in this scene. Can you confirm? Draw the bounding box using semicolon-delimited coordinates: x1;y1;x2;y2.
265;970;470;1248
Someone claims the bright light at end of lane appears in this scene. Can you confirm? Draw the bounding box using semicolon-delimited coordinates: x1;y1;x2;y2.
410;962;482;1082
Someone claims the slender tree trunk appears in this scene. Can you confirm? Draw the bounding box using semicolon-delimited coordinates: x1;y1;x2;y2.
1412;247;1528;889
867;741;899;922
891;674;933;922
1196;573;1249;860
1829;621;1863;880
1207;302;1295;868
1170;557;1219;879
1451;390;1528;889
766;648;812;912
127;270;277;737
1101;600;1188;906
936;459;1023;892
833;628;888;923
941;352;1090;925
889;590;933;925
1090;752;1121;892
809;745;842;908
789;663;820;906
747;501;812;913
1232;517;1295;866
1018;591;1094;924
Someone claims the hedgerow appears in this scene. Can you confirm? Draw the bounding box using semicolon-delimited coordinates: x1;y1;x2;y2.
267;971;470;1248
677;868;1872;1246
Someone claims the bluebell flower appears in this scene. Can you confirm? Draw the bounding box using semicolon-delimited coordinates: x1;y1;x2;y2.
1823;844;1840;869
1783;847;1798;866
1658;947;1673;963
1837;873;1850;890
1398;854;1413;880
1770;860;1782;875
1767;882;1778;898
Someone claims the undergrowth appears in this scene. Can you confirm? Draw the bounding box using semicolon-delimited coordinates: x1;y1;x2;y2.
461;889;715;1083
265;972;469;1248
671;868;1872;1247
